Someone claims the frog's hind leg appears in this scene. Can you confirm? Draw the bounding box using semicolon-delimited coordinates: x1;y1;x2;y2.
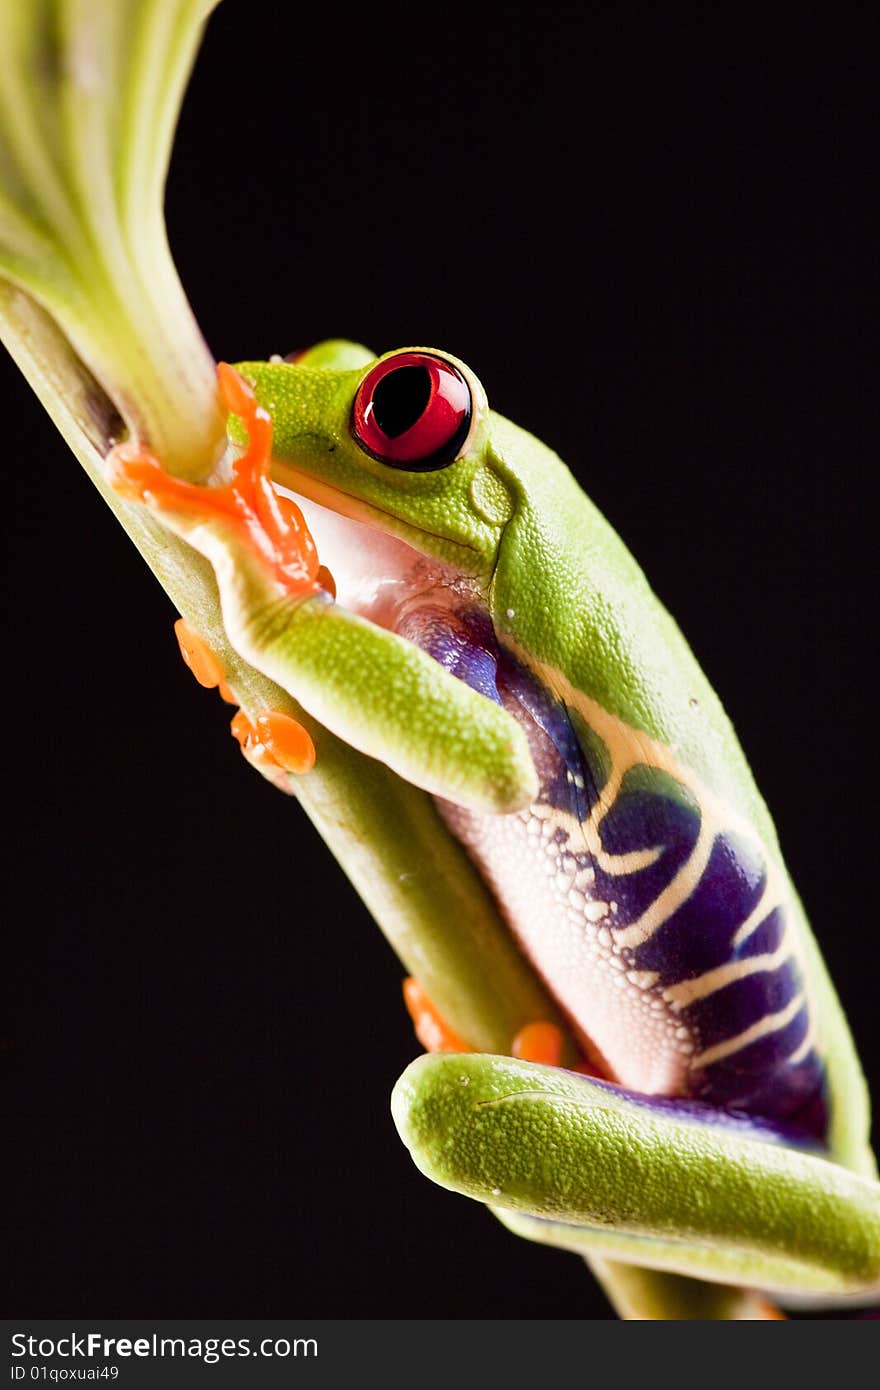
391;1051;880;1310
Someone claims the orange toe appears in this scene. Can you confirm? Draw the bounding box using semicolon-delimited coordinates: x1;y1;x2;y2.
217;359;257;420
403;978;472;1054
512;1021;563;1066
230;707;315;777
254;710;315;773
174;617;225;690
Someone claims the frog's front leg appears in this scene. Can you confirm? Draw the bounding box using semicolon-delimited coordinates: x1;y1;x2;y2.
392;1053;880;1304
109;366;538;816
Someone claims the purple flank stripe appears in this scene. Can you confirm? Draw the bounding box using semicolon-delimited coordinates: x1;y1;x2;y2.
685;957;801;1048
411;604;831;1145
497;650;604;820
579;1075;824;1151
695;1055;827;1138
589;784;701;925
600;777;700;856
632;831;767;980
703;996;810;1074
739;907;786;958
397;604;503;704
692;1004;827;1135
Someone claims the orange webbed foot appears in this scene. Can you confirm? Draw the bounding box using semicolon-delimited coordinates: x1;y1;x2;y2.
109;363;330;599
110;366;328;778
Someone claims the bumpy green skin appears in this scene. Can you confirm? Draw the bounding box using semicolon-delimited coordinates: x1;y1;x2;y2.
125;483;537;817
160;341;878;1313
217;571;538;818
236;348;874;1183
237;350;771;831
392;1054;880;1297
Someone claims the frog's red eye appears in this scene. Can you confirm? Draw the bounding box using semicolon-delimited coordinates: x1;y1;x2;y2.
351;352;472;470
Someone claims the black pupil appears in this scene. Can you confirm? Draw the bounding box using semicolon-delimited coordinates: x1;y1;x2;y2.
371;365;431;438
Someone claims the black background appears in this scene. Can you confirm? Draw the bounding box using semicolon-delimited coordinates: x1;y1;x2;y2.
3;5;877;1318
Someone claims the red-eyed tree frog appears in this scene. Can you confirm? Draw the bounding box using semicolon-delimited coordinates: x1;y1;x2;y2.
109;340;880;1319
1;0;873;1320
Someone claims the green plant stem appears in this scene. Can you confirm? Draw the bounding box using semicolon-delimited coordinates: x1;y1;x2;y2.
0;279;568;1058
0;0;225;476
0;1;766;1320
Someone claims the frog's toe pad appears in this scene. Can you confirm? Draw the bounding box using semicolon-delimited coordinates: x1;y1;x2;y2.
512;1021;563;1066
403;979;473;1054
230;707;315;775
175;618;224;688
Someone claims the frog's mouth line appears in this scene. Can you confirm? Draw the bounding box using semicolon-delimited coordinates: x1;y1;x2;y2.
272;458;482;569
276;479;488;642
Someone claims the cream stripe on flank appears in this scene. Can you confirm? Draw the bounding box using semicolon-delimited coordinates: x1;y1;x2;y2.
731;890;781;949
691;992;805;1069
786;1017;817;1067
501;636;817;1061
502;635;778;861
530;799;663;875
663;932;795;1009
611;821;716;951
